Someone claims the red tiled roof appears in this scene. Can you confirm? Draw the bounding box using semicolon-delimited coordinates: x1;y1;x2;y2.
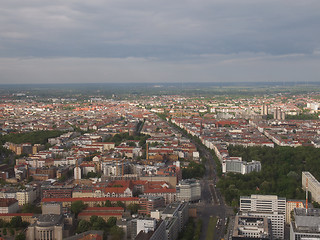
104;187;128;193
0;198;18;207
144;188;176;193
78;212;122;216
42;197;139;202
84;207;124;211
0;213;34;216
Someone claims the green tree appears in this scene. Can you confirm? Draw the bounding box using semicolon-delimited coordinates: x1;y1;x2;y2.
15;233;26;240
116;201;125;209
76;220;91;233
10;216;22;228
178;218;194;240
218;145;320;205
105;200;113;207
109;226;124;240
126;203;140;214
0;219;5;228
86;171;98;178
0;130;63;145
92;217;106;230
71;201;86;216
21;221;29;228
3;228;7;236
128;142;136;147
21;203;41;214
9;228;14;236
27;176;33;183
182;161;205;179
90;215;98;224
107;217;117;228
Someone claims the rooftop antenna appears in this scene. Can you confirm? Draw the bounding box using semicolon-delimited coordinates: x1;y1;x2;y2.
306;178;308;212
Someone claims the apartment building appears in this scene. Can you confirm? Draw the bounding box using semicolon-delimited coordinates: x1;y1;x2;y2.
16;188;37;206
286;200;306;223
161;202;189;232
176;179;201;202
0;198;19;213
138;195;165;215
240;195;286;239
222;158;261;175
302;171;320;203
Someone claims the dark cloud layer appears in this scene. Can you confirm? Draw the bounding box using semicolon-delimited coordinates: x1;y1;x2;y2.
0;0;319;83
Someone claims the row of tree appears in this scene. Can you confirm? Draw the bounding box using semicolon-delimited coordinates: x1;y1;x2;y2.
70;200;140;216
0;130;63;145
178;218;202;240
0;216;29;229
76;215;124;240
182;161;205;179
104;132;150;148
0;216;27;240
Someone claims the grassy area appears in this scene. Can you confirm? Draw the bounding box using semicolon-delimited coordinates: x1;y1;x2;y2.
205;216;217;240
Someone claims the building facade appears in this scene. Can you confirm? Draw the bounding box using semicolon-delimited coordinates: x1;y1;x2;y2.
302;171;320;203
222;159;261;175
176;179;201;202
0;198;19;213
240;195;286;239
27;215;64;240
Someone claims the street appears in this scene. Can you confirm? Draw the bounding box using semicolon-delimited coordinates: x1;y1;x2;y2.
171;123;233;240
196;143;230;240
171;123;234;240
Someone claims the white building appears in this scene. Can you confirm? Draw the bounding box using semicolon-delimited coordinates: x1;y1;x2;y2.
240;195;286;239
137;218;157;235
176;179;201;202
16;188;37;206
232;215;272;240
302;171;320;203
134;219;166;240
74;165;81;181
222;158;261;175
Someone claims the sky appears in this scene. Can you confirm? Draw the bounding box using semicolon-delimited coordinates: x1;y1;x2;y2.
0;0;320;84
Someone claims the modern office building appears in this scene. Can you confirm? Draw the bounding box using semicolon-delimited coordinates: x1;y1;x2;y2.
222;158;261;174
134;219;166;240
290;208;320;240
138;195;165;215
240;195;286;239
232;215;272;240
161;202;189;232
176;179;201;202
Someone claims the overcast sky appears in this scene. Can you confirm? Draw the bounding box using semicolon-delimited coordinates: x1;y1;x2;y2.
0;0;319;84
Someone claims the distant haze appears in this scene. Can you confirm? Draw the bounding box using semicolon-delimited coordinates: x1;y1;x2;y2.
0;0;319;84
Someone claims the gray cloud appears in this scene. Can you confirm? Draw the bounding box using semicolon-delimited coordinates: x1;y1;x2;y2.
0;0;319;83
0;53;319;84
